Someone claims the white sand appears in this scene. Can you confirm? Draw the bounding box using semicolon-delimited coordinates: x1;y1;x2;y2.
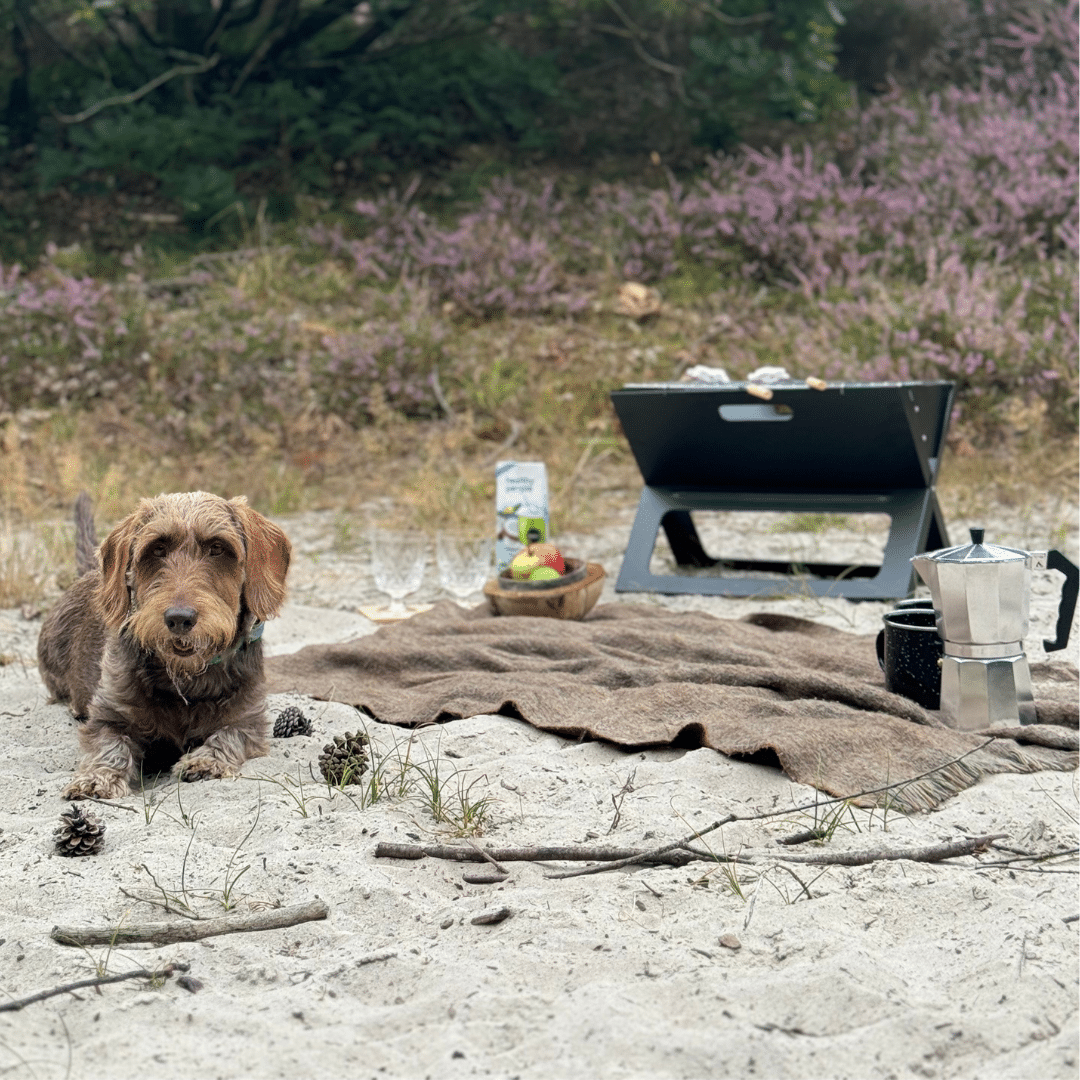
1;503;1076;1080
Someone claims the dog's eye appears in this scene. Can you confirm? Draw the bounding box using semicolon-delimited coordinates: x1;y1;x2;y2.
149;542;167;559
207;541;225;557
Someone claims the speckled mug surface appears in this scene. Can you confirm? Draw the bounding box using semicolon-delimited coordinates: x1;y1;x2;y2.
875;608;942;710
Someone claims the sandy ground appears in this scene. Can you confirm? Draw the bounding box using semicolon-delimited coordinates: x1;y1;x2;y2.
0;497;1077;1080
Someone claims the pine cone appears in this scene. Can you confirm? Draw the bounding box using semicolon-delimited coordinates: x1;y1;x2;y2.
273;705;313;739
54;805;106;857
318;732;370;786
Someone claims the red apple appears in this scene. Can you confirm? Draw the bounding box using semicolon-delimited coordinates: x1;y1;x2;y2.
528;542;565;575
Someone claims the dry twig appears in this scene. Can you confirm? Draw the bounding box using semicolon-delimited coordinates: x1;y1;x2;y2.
0;963;189;1012
462;870;508;885
467;838;508;876
51;900;328;947
53;56;220;124
374;841;720;867
776;827;829;846
547;819;732;879
608;769;636;834
81;796;139;814
775;834;1008;867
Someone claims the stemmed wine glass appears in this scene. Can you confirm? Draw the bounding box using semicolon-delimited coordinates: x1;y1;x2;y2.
370;528;428;617
436;533;493;605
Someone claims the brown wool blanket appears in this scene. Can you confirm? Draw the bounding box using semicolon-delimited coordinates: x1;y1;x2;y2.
266;602;1079;812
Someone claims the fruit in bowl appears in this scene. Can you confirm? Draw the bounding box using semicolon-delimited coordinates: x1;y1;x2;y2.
501;554;589;592
485;559;606;619
509;543;566;581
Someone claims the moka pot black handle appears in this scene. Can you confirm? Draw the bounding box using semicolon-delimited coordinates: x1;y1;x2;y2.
1043;550;1079;652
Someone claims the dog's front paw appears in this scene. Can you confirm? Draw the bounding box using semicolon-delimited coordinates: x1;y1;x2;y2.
174;754;235;783
63;772;130;801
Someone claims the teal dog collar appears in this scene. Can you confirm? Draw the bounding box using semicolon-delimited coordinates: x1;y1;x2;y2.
208;621;265;666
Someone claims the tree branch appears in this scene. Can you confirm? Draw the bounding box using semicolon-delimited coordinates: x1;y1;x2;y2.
203;0;238;51
230;25;290;96
0;963;188;1013
51;900;327;947
52;54;221;124
600;0;687;100
374;841;731;866
547;819;733;879
775;834;1009;867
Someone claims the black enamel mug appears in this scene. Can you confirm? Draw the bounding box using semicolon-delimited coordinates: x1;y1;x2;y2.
875;607;942;710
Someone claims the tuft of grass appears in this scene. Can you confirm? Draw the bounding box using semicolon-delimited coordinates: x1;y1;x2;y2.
131;797;265;916
136;862;198;918
138;770;169;827
217;799;259;911
80;917;128;979
253;720;495;835
253;766;324;819
411;756;494;837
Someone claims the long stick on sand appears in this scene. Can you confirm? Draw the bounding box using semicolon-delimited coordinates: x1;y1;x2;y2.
774;833;1008;866
51;900;328;947
0;964;188;1012
373;841;743;866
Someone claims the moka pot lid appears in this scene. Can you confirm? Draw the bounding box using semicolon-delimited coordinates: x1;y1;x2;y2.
921;528;1028;565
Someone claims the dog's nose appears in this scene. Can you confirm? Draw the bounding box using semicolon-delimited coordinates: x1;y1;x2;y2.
164;607;199;634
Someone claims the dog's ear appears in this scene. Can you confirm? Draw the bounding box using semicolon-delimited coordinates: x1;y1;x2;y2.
97;512;141;629
230;497;291;621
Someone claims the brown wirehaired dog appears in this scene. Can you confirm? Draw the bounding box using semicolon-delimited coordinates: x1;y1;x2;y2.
38;491;291;801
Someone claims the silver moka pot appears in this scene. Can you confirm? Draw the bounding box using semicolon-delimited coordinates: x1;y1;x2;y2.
911;529;1079;729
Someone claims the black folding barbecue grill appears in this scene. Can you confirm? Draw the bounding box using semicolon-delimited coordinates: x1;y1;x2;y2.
610;380;955;600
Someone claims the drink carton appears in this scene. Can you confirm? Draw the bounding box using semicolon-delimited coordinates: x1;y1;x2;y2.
495;461;549;571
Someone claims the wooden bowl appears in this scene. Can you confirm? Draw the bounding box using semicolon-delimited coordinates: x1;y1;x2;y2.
484;562;605;620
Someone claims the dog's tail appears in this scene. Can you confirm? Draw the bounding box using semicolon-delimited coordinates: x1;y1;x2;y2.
74;491;98;577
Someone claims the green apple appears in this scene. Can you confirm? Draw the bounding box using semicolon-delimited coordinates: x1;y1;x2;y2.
528;566;561;581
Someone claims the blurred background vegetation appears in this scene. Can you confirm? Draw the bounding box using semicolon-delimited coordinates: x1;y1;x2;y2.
0;1;848;209
3;0;1051;248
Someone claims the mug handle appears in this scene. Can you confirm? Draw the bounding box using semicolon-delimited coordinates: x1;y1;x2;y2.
875;629;886;671
1043;549;1079;652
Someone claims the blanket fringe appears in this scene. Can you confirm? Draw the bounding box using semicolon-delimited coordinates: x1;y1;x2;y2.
850;743;1078;812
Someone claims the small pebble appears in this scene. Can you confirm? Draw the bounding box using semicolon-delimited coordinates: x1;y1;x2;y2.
719;934;742;951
